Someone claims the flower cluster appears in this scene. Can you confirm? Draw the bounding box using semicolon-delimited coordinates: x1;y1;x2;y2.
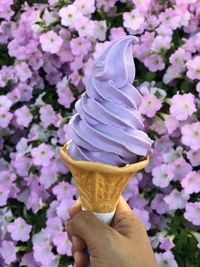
0;0;200;266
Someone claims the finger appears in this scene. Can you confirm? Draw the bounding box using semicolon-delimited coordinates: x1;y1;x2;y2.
72;236;86;255
74;251;89;267
65;210;115;253
68;198;81;218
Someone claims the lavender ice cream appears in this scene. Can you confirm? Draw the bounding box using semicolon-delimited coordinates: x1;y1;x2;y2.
67;36;153;166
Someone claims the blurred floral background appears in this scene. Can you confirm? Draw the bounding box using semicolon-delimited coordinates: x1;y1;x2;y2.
0;0;200;266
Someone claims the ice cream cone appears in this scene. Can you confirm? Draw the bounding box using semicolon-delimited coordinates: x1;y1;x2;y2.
60;141;149;213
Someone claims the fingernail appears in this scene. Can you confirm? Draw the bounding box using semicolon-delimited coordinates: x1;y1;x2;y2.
72;236;76;244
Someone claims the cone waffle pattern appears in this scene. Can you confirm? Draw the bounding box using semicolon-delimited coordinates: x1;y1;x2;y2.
60;141;149;213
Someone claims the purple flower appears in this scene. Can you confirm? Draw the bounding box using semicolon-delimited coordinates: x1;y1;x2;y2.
39;31;63;54
140;93;162;118
39;105;58;128
53;231;71;255
186;56;200;80
56;198;74;221
181;171;200;195
15;106;33;127
0;107;13;128
0;184;10;206
184;202;200;226
155;251;178;267
52;181;76;201
181;122;200;150
168;157;192;181
170;93;196;121
164;189;189;210
0;241;16;265
14;62;32;82
7;217;32;241
186;149;200;166
151;194;169;215
39;163;57;189
33;242;55;265
152;164;174;188
31;144;54;167
133;208;151;230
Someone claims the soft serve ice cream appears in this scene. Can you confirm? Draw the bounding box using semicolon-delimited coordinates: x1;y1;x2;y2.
68;36;153;167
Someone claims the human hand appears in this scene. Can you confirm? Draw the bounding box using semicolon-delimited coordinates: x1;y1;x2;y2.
66;197;158;267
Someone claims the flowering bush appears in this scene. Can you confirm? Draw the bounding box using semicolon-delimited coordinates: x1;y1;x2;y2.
0;0;200;266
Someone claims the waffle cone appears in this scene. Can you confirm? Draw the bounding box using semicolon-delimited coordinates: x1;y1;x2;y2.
60;141;149;213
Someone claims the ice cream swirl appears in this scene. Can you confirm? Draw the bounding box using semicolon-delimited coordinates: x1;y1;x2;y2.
68;36;153;166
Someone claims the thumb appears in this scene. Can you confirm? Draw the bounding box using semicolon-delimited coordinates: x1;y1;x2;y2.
65;210;115;253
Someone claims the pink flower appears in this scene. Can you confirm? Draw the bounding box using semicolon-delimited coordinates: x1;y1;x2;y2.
181;122;200;150
123;9;144;31
140;93;162;118
159;236;175;251
159;8;181;30
14;62;32;82
152;164;174;188
59;4;82;28
0;107;13;128
53;231;71;255
164;115;179;134
70;37;91;56
7;217;32;241
39;105;58;128
74;0;95;15
170;93;196;121
0;184;10;206
155;251;178;267
144;54;165;72
109;27;126;41
184;202;200;226
31;144;54;167
151;194;169;214
169;48;191;72
186;56;200;80
186;149;200;166
93;20;107;41
39;31;63;54
151;35;171;51
181;171;200;195
0;241;16;265
164;189;189;210
74;16;94;37
53;181;76;201
57;86;75;109
15;106;33;127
